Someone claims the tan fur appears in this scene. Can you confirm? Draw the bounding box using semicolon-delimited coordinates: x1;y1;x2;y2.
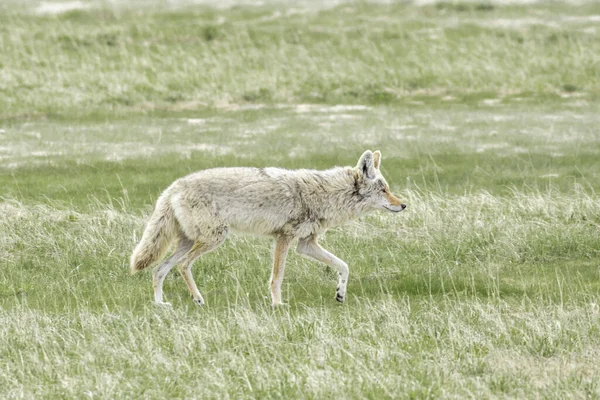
130;192;176;273
384;189;403;206
270;236;293;305
373;150;381;169
130;150;405;306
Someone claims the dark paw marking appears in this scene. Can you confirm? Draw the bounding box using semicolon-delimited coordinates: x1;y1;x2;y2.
193;298;205;306
335;293;345;303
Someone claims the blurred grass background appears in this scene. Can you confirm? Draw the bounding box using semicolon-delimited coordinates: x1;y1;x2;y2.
1;0;599;119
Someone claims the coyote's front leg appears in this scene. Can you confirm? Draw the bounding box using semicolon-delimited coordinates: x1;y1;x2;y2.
270;235;293;306
296;235;349;302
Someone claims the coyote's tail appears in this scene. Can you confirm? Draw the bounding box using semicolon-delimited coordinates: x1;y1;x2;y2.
130;194;176;274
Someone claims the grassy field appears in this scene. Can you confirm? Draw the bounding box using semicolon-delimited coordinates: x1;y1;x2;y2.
1;1;600;398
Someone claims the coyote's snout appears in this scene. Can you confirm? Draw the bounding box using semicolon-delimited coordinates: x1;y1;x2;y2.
130;150;405;306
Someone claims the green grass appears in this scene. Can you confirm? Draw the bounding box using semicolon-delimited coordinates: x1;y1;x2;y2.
1;1;599;119
2;1;600;398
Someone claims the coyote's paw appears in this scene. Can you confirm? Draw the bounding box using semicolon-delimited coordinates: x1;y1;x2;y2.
193;298;205;307
335;284;346;303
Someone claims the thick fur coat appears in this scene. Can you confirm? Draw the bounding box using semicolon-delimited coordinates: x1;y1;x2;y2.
131;150;405;306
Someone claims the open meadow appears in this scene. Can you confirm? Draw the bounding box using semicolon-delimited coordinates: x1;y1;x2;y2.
1;0;600;398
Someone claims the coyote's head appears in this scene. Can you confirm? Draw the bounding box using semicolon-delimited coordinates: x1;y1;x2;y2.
354;150;406;213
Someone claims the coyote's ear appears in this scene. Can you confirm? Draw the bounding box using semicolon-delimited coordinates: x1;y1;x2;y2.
357;150;376;180
373;150;382;170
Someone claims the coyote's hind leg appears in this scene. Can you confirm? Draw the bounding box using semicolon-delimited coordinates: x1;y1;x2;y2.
153;236;194;305
177;225;228;306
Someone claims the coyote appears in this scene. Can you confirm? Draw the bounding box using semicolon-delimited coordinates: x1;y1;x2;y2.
130;150;406;306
